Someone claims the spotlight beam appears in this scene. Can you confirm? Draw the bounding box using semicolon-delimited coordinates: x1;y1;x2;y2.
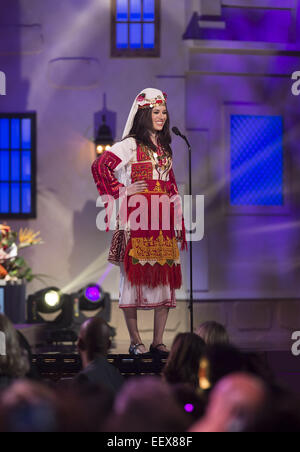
61;251;115;294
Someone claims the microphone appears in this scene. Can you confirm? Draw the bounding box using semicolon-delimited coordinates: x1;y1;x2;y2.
172;126;183;137
172;127;191;149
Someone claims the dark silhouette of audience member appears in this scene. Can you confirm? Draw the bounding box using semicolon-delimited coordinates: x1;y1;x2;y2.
244;387;300;432
0;315;30;391
196;321;229;346
244;351;276;389
0;380;59;432
199;343;246;392
162;333;205;389
0;378;116;432
55;382;115;432
190;373;268;432
105;376;191;432
75;317;124;394
171;383;206;425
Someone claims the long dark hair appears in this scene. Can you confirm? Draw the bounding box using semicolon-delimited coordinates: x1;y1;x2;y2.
124;107;172;157
162;333;206;389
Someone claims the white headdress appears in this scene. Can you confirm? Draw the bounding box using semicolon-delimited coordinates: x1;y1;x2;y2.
122;88;167;139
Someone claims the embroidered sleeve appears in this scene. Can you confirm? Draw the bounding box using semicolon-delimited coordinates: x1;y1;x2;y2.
92;151;125;200
91;138;135;232
91;138;135;200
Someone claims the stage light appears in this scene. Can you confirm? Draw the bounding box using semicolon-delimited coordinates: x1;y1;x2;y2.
71;283;113;335
27;287;73;328
36;288;62;313
79;283;105;311
44;290;61;308
85;285;101;302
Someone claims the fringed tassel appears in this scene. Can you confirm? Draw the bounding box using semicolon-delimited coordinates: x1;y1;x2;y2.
180;217;188;251
124;249;182;289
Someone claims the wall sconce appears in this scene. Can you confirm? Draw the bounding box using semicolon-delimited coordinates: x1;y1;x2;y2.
94;115;114;157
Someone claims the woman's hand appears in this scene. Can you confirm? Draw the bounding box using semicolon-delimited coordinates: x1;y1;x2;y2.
126;181;148;196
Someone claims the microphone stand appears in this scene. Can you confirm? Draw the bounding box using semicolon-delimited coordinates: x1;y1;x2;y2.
173;130;194;333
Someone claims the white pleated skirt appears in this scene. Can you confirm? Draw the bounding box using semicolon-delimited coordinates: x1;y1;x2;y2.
118;262;176;310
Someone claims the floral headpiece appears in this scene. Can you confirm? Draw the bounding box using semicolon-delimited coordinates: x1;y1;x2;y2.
137;92;167;109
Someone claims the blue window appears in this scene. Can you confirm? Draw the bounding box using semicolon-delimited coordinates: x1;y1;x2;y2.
230;115;284;207
0;113;36;218
112;0;160;56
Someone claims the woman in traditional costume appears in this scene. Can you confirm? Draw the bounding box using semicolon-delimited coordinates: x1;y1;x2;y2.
91;88;187;356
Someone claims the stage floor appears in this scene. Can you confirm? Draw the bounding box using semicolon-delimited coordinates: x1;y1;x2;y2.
16;323;173;355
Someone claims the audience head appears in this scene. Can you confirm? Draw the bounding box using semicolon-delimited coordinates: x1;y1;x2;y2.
0;314;30;380
196;321;229;346
77;317;112;362
199;343;246;391
191;373;268;432
106;376;190;432
55;381;115;432
0;380;59;432
163;332;205;389
0;379;115;432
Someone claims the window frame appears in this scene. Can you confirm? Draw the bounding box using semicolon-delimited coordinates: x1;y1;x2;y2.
222;103;291;216
111;0;161;58
0;112;37;219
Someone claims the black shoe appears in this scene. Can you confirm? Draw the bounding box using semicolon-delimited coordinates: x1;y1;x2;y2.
150;343;169;356
129;343;147;356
